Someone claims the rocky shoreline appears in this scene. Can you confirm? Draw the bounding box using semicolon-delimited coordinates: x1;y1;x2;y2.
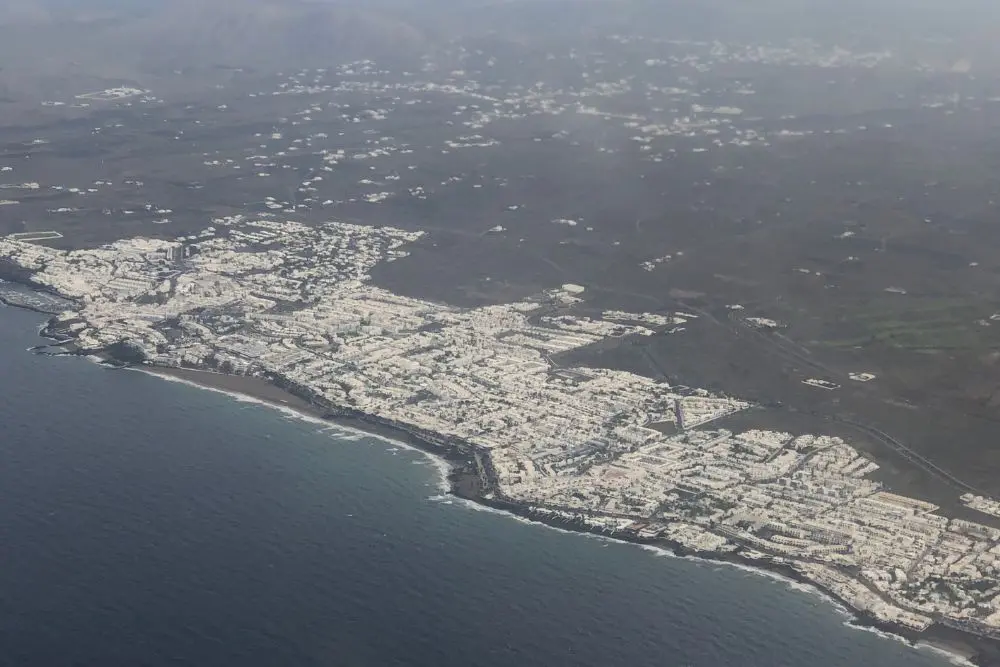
456;490;998;666
119;360;1000;667
3;273;999;666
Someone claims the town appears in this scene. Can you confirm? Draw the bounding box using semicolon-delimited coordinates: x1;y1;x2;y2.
4;214;1000;641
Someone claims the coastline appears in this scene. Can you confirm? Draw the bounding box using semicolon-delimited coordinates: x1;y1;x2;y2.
3;287;998;666
118;363;995;667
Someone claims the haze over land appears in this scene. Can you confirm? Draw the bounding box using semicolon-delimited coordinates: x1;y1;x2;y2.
6;0;1000;661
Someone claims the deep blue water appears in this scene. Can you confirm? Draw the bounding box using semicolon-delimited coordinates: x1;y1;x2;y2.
0;304;954;667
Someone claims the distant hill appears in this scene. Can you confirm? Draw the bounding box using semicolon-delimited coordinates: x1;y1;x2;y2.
115;0;431;70
0;0;433;77
2;0;998;83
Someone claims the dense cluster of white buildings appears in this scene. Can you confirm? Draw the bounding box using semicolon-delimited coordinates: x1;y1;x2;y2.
4;216;1000;638
1;33;996;644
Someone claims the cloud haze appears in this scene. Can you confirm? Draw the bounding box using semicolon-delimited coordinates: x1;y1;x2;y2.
0;0;998;88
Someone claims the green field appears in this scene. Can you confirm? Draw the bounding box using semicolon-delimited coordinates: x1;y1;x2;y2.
821;297;997;352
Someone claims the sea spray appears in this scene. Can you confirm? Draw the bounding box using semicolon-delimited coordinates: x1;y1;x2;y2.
128;367;457;495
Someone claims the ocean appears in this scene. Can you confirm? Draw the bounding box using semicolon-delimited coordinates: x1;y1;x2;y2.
0;303;958;667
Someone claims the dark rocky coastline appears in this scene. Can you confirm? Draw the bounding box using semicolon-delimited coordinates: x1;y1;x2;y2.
134;361;1000;667
225;389;1000;666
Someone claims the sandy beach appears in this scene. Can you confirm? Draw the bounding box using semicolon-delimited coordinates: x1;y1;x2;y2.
140;365;328;419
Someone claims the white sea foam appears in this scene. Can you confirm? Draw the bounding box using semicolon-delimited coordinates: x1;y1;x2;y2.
846;624;977;667
527;527;973;665
446;496;537;526
126;367;457;494
914;642;978;667
635;541;865;620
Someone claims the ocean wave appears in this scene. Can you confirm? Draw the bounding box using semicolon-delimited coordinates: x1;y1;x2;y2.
125;366;456;494
846;623;976;667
